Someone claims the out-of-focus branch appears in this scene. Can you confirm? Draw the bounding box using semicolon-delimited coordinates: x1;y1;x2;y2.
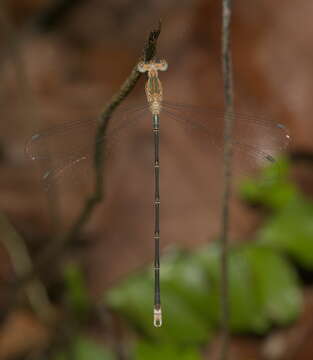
0;213;56;323
219;1;234;359
34;0;84;32
15;20;162;289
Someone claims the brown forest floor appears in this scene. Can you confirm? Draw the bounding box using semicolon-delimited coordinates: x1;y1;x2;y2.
0;0;313;359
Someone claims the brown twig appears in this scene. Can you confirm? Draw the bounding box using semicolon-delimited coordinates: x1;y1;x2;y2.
15;20;162;290
219;1;234;359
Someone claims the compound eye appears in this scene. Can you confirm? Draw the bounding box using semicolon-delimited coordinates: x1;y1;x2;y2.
159;60;168;71
137;61;146;73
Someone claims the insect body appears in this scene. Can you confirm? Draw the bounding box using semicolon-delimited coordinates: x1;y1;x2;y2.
26;59;290;329
138;59;168;327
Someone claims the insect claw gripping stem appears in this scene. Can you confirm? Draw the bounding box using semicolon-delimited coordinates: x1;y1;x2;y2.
138;59;168;326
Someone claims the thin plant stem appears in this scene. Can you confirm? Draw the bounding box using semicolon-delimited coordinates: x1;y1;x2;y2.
0;213;56;323
219;0;234;359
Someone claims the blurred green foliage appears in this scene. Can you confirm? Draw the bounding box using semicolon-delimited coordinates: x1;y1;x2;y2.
57;158;313;360
104;158;313;359
241;158;313;267
240;158;298;209
55;264;115;360
106;243;301;342
134;342;202;360
63;262;91;321
54;337;115;360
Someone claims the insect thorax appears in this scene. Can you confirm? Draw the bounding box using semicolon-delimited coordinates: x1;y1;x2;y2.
145;76;163;115
137;60;167;115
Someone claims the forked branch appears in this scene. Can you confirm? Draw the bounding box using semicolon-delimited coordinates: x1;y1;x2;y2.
15;20;162;291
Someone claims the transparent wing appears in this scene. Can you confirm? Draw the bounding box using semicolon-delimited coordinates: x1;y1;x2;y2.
161;101;290;179
26;100;291;188
25;104;148;187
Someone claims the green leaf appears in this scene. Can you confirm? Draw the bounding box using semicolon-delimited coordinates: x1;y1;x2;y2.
161;251;215;334
195;244;269;333
63;263;90;319
106;241;302;343
134;341;202;360
258;198;313;268
106;254;210;344
106;272;154;333
195;243;301;333
54;337;115;360
227;248;269;332
74;338;115;360
240;158;298;210
243;245;302;325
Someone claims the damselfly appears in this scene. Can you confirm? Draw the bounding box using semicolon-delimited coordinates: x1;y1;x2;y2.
26;60;290;328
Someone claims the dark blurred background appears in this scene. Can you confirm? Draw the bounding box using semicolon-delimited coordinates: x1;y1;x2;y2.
0;0;313;359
